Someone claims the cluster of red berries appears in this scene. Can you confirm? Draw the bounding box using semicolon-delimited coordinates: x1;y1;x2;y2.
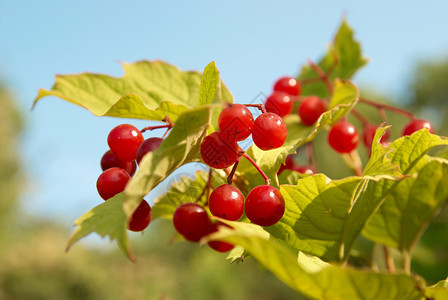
96;124;164;232
170;92;290;251
264;76;436;175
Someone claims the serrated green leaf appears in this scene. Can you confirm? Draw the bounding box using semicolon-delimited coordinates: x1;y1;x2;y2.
33;60;233;122
268;173;402;262
426;280;448;300
206;221;421;300
66;194;135;261
237;80;358;187
363;130;448;250
298;19;368;98
123;106;215;216
363;157;448;251
199;61;220;106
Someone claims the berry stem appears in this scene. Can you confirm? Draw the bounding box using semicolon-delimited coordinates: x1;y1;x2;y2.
350;108;370;127
306;142;317;170
244;103;267;114
383;246;396;273
325;50;339;76
242;152;271;185
378;107;388;124
402;250;411;275
359;98;415;119
141;116;174;139
307;59;333;93
226;156;242;184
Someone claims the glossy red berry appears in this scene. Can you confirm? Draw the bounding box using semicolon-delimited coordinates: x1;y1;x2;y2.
209;184;244;221
128;199;152;232
200;132;239;169
252;113;287;150
265;92;293;117
136;137;163;165
107;124;144;162
207;222;234;253
100;150;136;176
328;121;359;153
362;124;390;148
402;119;434;136
245;185;285;226
173;203;212;242
96;167;131;200
298;96;327;126
218;104;254;142
273;76;301;96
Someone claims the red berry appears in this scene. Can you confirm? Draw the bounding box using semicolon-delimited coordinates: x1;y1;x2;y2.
207;222;234;253
291;166;315;175
209;184;244;221
273;76;301;96
136;137;163;165
128;199;152;232
328;121;359;153
100;150;136;176
265;92;293;117
298;96;327;126
362;124;390;148
218;104;254;142
252;113;287;150
107;124;144;162
200;132;239;169
173;203;212;242
245;185;285;226
96;167;131;200
402;119;434;136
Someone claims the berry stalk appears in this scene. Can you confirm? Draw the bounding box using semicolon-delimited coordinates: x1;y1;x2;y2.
242;152;271;185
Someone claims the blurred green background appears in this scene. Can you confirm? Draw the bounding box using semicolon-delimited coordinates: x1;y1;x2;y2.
0;55;447;299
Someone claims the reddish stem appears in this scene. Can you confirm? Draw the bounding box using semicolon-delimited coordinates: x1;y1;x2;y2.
378;107;388;124
359;98;415;119
141;116;174;139
307;59;333;94
244;103;267;114
242;152;270;185
226;156;242;184
350;108;370;127
306;142;317;170
326;50;339;76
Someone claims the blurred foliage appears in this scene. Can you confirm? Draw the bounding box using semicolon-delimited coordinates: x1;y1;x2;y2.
407;56;448;136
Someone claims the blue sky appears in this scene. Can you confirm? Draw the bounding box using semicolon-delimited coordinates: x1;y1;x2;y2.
1;0;448;227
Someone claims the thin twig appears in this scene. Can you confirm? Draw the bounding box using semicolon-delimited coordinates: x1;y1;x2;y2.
359;98;415;119
383;246;396;273
242;152;270;185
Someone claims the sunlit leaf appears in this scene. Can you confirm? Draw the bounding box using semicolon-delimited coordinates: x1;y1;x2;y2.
298;19;368;98
206;221;421;300
66;194;135;261
33;60;232;122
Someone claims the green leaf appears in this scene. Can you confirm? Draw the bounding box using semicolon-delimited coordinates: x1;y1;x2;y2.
268;174;402;262
363;157;448;251
206;221;421;300
123;106;215;216
237;80;358;187
33;60;233;122
66;194;135;261
298;19;368;98
199;61;220;106
425;280;448;300
363;129;448;250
